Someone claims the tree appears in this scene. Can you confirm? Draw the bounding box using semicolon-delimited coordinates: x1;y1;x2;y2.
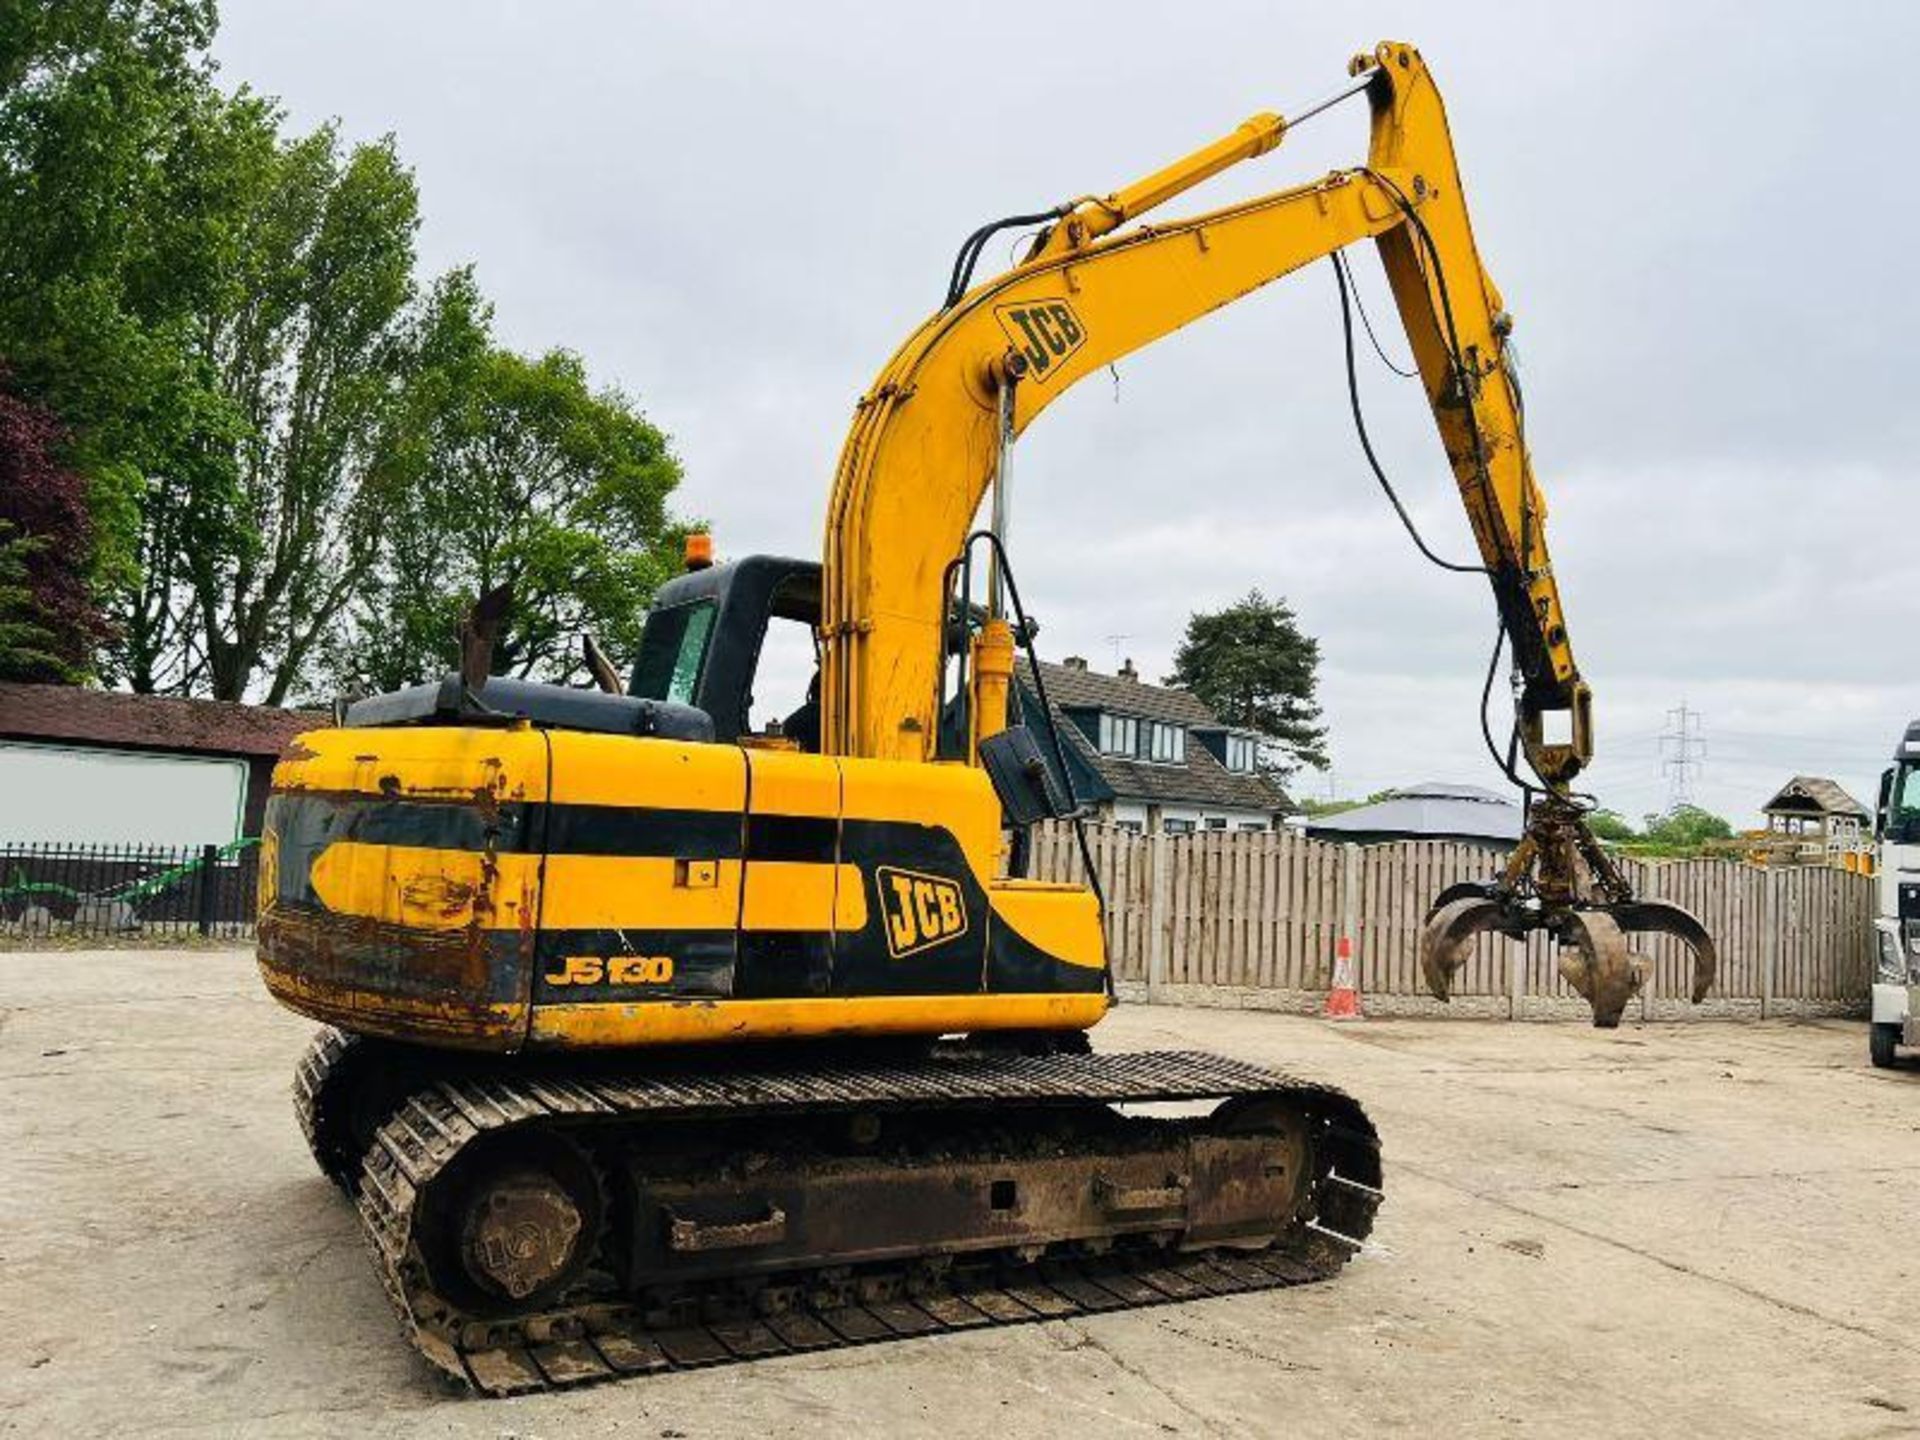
0;529;54;677
0;3;687;700
1642;805;1732;850
0;1;214;96
1585;804;1733;856
0;0;227;686
1587;808;1639;843
183;117;422;702
1166;590;1329;775
0;385;109;680
0;6;425;700
324;271;686;695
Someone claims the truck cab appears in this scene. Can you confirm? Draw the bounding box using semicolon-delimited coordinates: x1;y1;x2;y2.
1871;721;1920;1066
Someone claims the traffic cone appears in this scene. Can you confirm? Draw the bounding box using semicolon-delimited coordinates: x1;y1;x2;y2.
1325;934;1363;1020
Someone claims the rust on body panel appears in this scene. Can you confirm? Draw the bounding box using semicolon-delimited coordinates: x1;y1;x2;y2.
257;749;543;1051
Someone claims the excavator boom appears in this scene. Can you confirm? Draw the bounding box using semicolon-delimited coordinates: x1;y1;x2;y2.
819;40;1713;1026
821;43;1580;772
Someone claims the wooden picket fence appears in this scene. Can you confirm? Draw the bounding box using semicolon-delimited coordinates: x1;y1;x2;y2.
1028;823;1874;1019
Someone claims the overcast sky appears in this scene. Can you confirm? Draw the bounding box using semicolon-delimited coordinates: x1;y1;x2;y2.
215;2;1918;825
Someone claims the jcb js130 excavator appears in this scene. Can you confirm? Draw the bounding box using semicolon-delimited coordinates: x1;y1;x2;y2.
257;42;1716;1393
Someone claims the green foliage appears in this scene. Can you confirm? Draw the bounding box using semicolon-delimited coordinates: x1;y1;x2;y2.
1166;590;1328;775
1296;797;1358;818
185;116;422;701
1295;789;1395;818
1643;804;1733;850
0;1;215;96
1586;808;1638;843
0;523;61;678
0;0;228;663
0;2;686;699
1587;803;1733;857
325;271;687;695
0;383;107;680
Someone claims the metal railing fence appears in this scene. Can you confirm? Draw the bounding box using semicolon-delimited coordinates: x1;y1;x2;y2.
0;840;261;939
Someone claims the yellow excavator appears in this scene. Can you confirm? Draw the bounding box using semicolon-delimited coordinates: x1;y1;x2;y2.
257;42;1716;1393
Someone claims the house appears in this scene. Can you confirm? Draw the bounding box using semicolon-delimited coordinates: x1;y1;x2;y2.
0;682;322;845
1013;656;1290;833
1761;775;1869;843
1303;780;1522;848
1753;775;1871;869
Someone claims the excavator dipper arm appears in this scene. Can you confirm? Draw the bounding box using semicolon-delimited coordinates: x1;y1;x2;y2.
819;40;1715;1026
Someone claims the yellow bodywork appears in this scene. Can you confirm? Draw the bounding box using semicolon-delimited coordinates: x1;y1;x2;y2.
258;723;1107;1051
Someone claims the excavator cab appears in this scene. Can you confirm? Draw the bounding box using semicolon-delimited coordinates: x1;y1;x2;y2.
630;554;825;749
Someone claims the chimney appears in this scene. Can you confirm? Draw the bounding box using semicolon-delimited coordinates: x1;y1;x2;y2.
1118;658;1138;683
1062;655;1088;671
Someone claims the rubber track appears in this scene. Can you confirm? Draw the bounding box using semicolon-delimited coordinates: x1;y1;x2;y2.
300;1033;1382;1395
293;1024;355;1189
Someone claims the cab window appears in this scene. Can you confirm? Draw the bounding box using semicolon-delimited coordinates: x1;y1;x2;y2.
1890;764;1920;844
632;601;717;706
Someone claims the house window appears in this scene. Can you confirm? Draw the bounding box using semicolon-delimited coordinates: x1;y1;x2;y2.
1143;721;1186;764
1113;820;1145;835
1162;818;1195;835
1225;734;1258;773
1204;817;1228;830
1098;712;1138;756
1239;821;1268;832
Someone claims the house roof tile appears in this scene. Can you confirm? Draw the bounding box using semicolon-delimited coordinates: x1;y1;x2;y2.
1017;659;1291;815
1761;775;1868;821
0;682;323;759
1024;658;1218;726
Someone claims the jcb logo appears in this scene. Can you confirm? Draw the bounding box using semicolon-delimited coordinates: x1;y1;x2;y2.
994;298;1085;381
876;866;969;958
544;954;676;987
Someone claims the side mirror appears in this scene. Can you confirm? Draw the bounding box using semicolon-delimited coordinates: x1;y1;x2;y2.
979;725;1073;828
1877;766;1895;841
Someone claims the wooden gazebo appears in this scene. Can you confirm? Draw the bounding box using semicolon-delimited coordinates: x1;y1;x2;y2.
1755;775;1871;870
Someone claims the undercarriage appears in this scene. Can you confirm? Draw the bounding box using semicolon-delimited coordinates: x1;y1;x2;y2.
296;1028;1382;1394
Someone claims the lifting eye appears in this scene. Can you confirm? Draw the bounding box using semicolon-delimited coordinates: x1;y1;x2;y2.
989;1179;1017;1211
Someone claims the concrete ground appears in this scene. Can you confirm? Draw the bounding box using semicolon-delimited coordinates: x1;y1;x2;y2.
2;951;1917;1440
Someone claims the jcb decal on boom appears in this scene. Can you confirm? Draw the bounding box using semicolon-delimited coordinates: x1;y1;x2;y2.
994;298;1085;380
875;865;969;958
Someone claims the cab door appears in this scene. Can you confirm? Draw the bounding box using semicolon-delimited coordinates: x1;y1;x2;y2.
533;731;747;1006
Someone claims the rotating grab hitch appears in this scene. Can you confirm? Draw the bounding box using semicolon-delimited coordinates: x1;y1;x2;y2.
1419;795;1717;1027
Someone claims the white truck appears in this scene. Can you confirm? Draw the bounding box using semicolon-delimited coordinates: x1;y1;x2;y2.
1871;722;1920;1067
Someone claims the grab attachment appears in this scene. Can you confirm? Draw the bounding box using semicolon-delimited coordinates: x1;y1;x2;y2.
1418;795;1718;1028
